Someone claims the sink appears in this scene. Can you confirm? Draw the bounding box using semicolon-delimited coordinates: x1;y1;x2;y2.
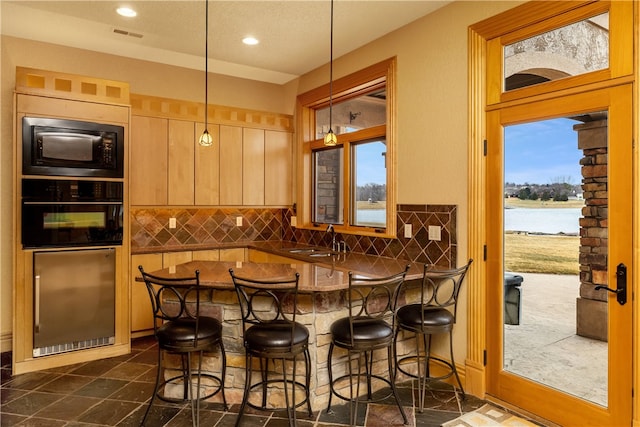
283;247;335;258
308;252;334;257
285;247;326;254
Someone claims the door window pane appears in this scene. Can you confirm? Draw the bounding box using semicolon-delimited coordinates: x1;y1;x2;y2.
504;13;609;91
503;113;608;406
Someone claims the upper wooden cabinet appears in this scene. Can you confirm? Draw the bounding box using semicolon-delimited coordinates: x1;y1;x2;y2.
168;120;195;205
219;125;243;205
130;116;168;205
195;122;220;205
265;130;293;206
243;128;265;205
130;94;293;207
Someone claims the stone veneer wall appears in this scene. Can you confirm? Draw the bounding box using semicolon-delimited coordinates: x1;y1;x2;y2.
130;204;456;267
575;119;608;341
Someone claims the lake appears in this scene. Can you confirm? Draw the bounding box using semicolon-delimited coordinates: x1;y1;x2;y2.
356;207;582;234
504;207;581;234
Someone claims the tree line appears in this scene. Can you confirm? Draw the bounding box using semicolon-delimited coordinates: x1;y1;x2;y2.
505;181;581;202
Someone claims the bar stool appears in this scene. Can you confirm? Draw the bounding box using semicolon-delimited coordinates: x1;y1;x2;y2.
138;266;227;427
393;260;472;412
326;267;410;426
229;269;312;427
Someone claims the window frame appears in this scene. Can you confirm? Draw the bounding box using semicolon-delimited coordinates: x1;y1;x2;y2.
296;57;397;238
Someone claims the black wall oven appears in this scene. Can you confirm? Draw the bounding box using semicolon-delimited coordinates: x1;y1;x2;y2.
22;179;123;248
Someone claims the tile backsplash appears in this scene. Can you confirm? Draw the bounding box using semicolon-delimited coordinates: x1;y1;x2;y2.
131;204;456;267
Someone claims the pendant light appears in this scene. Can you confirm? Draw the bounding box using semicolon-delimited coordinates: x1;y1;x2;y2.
198;0;213;146
323;0;337;146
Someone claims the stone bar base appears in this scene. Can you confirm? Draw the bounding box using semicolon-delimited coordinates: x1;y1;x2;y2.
161;280;463;409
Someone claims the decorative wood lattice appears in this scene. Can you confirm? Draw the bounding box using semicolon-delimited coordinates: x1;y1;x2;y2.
130;93;294;132
15;67;130;105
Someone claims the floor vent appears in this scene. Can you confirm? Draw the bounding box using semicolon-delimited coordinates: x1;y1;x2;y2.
33;336;115;358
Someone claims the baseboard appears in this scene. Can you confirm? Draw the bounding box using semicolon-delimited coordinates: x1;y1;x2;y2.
1;332;12;353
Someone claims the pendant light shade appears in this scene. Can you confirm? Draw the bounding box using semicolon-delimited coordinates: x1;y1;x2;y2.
198;0;213;147
323;0;337;146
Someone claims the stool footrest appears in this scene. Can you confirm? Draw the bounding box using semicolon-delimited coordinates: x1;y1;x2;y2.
155;372;225;404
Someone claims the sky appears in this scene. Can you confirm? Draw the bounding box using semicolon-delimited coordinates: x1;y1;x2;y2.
504;117;583;185
354;117;584;187
355;140;386;186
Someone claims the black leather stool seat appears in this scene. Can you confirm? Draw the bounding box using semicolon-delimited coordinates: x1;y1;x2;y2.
330;317;393;349
245;320;309;354
396;305;454;333
157;317;223;351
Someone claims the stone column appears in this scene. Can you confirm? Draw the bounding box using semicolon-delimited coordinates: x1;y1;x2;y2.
575;119;608;341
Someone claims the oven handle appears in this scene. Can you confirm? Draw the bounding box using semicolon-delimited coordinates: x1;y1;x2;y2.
23;201;122;205
34;275;40;333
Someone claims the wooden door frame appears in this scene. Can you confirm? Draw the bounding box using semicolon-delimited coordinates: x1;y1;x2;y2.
466;1;639;424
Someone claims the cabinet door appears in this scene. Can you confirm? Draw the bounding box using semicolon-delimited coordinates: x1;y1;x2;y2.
243;128;265;205
163;251;193;267
219;248;246;262
130;116;168;205
219;125;243;205
131;253;163;333
192;250;220;261
195;122;220;205
265;130;292;206
168;120;195;205
247;249;297;264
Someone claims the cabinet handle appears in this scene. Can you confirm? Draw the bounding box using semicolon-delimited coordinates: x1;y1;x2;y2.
34;275;41;333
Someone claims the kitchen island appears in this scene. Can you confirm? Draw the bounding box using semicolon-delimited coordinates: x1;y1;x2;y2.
136;249;425;409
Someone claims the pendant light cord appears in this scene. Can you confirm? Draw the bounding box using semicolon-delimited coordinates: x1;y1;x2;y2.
204;0;209;129
328;0;333;129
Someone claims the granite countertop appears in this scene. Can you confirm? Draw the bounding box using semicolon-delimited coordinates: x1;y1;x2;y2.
134;240;424;292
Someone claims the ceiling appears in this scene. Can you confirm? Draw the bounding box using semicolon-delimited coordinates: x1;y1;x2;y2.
2;1;451;84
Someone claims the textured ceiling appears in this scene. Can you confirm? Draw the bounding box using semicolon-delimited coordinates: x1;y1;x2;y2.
2;0;451;84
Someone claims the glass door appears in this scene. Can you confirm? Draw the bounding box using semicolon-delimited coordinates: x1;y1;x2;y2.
486;85;632;426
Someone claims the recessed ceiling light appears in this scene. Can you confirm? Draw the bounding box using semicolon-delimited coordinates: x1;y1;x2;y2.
242;37;259;46
116;7;137;18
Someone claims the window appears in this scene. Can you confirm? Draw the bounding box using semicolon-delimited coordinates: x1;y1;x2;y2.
297;58;396;237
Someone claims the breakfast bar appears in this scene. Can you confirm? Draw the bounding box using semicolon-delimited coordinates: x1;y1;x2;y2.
137;252;425;409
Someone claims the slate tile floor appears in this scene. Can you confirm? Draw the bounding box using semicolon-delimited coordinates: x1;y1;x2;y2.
1;337;486;426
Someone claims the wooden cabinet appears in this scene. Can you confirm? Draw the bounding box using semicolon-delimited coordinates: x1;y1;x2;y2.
131;254;163;334
219;125;243;205
168;120;195;205
265;130;293;206
130;116;168;205
219;248;246;261
195;123;220;205
130;102;292;207
247;249;297;264
243;128;265;205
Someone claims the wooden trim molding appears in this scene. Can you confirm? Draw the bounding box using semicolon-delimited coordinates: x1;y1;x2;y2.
130;93;294;132
466;26;487;398
16;67;130;105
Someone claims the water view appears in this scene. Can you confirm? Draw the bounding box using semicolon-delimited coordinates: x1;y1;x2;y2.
504;207;581;234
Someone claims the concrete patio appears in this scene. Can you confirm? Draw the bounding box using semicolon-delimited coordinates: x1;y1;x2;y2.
503;272;607;406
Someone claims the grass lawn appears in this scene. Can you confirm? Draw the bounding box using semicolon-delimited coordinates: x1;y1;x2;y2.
505;232;579;275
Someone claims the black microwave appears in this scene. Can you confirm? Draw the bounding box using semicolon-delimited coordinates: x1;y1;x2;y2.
23;117;124;178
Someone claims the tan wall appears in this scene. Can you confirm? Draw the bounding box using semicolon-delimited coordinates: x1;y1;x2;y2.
295;0;522;362
0;1;521;356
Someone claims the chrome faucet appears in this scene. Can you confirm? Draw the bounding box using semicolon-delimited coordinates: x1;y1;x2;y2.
326;224;337;252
